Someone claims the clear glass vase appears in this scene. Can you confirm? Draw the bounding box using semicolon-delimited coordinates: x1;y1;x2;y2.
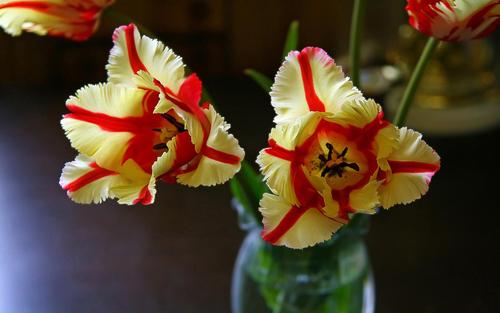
231;201;375;313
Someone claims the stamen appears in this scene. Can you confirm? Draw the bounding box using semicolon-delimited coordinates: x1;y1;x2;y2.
153;143;168;150
321;167;330;177
338;147;348;158
162;114;185;131
325;143;334;161
152;128;162;132
320;161;360;178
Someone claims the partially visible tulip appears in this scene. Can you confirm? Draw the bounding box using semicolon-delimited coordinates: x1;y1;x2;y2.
0;0;114;41
406;0;499;41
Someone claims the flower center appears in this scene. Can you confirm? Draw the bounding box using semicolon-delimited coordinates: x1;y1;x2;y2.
152;112;185;151
303;137;367;191
318;143;360;178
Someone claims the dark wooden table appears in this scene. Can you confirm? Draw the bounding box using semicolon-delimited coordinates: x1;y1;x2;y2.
1;80;498;313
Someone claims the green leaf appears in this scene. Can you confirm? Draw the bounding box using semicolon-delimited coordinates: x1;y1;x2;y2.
244;69;273;92
229;176;259;223
239;161;268;208
201;86;214;104
282;20;300;59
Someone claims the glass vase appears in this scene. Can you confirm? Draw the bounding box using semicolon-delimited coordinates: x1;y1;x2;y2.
231;201;375;313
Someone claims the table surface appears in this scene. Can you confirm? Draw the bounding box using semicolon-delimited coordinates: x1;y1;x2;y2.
0;80;498;313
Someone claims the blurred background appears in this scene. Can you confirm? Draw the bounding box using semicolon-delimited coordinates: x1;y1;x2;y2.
0;0;499;312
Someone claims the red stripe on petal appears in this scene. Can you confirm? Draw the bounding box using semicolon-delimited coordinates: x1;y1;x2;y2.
466;2;499;30
123;24;148;74
261;205;308;244
156;130;199;182
388;160;440;174
265;139;295;161
178;73;202;109
358;112;390;149
0;1;49;10
297;48;326;112
202;146;240;165
133;185;153;205
171;131;198;171
63;162;116;192
65;104;162;133
153;78;211;140
292;163;324;208
331;190;355;220
65;103;165;172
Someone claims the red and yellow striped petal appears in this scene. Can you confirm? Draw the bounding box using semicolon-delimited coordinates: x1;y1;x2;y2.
332;99;382;128
60;154;156;205
0;0;113;41
379;127;441;208
331;99;398;162
154;74;206;153
107;23;185;90
259;193;343;249
112;159;156;205
256;113;321;205
406;0;499;41
349;180;380;214
60;154;120;204
151;130;197;182
61;83;161;171
271;47;363;123
176;105;244;187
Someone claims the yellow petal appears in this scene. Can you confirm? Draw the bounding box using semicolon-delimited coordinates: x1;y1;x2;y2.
61;83;148;170
60;155;157;205
175;108;205;153
388;127;440;164
302;170;342;219
349;180;380;214
60;154;122;204
375;123;399;163
256;113;322;205
259;193;343;249
256;149;298;205
332;98;381;128
66;83;147;118
112;160;156;205
152;139;177;178
379;127;440;209
176;106;244;187
271;47;363;123
329;98;398;161
107;23;185;89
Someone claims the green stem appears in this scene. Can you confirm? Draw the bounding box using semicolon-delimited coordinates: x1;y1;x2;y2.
393;37;439;127
348;0;366;88
104;7;156;39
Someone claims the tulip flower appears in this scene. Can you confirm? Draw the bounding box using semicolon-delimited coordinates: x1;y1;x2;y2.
406;0;499;41
60;24;244;204
0;0;114;41
257;47;440;249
